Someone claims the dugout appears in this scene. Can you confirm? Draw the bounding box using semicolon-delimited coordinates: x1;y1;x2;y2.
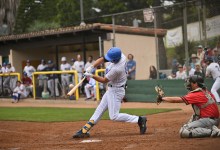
0;23;166;79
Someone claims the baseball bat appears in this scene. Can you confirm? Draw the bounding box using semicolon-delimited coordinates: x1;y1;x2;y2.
67;77;86;96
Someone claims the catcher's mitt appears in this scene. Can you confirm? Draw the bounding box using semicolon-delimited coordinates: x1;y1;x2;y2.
155;85;165;105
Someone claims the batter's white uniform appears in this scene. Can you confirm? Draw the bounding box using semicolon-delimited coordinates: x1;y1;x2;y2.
60;63;71;86
72;61;84;84
90;54;139;124
23;65;36;79
206;62;220;103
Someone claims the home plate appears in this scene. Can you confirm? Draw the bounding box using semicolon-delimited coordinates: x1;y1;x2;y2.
80;139;102;143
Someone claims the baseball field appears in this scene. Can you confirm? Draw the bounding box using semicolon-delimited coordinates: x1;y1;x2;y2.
0;99;219;150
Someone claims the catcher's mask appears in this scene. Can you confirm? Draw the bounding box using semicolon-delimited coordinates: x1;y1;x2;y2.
184;75;205;91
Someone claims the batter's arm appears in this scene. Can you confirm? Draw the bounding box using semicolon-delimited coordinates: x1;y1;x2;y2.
162;97;184;103
92;75;109;84
93;57;105;68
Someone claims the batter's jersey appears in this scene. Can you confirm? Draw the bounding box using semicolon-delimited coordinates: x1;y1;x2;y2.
181;89;219;118
105;54;127;87
206;62;220;80
24;66;36;77
72;61;84;73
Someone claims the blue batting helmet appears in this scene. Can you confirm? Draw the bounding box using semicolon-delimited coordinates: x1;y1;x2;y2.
104;47;122;63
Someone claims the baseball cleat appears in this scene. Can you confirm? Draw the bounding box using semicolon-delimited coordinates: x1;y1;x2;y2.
211;125;220;137
138;116;147;134
73;129;90;138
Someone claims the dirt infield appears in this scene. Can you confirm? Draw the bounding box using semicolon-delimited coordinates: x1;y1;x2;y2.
0;99;220;150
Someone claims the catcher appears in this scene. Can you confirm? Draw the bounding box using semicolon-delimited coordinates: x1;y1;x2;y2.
155;75;220;138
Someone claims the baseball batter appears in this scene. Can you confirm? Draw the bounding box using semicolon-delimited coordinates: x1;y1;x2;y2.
205;57;220;104
72;47;147;138
159;75;220;138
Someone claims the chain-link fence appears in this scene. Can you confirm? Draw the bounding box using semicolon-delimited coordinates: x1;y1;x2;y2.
88;0;219;77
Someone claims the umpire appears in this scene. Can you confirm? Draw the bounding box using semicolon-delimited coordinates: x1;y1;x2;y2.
159;75;220;138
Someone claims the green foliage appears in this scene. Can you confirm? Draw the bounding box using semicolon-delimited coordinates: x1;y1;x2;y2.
173;41;197;65
0;107;179;122
27;20;60;32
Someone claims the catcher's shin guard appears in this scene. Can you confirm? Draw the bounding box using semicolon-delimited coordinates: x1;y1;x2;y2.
138;116;147;134
73;120;94;138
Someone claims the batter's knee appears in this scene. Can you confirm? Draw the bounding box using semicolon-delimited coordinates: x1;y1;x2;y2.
179;125;192;138
109;114;119;121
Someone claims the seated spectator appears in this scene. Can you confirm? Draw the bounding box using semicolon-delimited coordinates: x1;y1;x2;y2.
176;64;187;79
171;59;179;75
22;72;33;97
12;81;28;103
149;65;157;79
190;54;199;69
84;76;96;100
196;45;205;64
167;71;176;79
194;63;205;79
186;65;195;77
213;47;219;63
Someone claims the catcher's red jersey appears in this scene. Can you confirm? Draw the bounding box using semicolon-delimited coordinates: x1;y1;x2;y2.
181;90;219;118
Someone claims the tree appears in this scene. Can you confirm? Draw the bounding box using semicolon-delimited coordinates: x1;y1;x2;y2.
0;0;20;34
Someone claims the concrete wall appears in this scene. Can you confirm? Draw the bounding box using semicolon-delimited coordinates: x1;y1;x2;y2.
104;33;157;80
9;47;100;74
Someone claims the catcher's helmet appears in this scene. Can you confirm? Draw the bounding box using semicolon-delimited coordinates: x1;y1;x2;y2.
104;47;122;63
185;75;205;91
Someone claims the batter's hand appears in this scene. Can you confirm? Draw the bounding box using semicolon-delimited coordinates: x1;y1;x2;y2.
86;65;94;73
155;85;165;105
84;72;94;78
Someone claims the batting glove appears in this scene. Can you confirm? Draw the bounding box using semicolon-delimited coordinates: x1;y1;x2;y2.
86;65;94;73
84;72;94;78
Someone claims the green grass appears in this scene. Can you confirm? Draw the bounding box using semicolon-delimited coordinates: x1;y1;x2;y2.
0;107;180;122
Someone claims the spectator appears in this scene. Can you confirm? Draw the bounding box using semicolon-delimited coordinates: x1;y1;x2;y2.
196;45;205;64
176;64;187;79
44;60;59;97
213;47;219;63
37;59;48;87
72;54;85;93
3;62;16;91
22;72;33;97
171;59;179;75
84;76;96;100
60;57;71;97
186;65;195;77
190;54;199;69
12;81;28;103
85;55;95;70
23;60;36;80
126;54;136;80
194;63;205;79
149;65;157;79
167;71;176;79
